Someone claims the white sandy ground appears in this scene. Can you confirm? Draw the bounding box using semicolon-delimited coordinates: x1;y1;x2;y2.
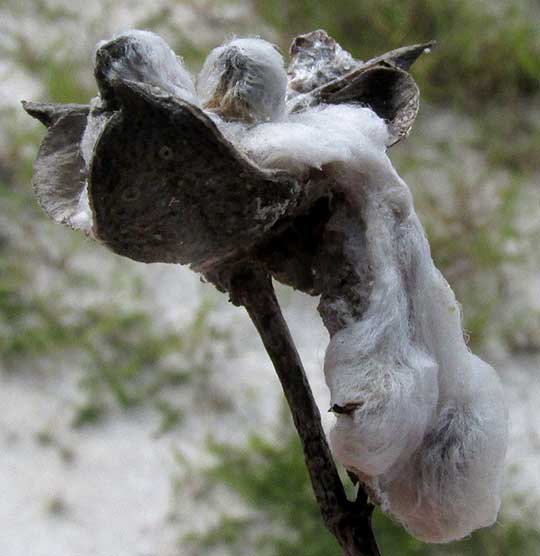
1;263;539;556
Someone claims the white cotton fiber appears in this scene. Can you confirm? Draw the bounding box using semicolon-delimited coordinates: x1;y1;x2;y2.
239;119;351;173
238;96;508;543
68;188;93;235
325;326;438;476
380;356;508;542
197;38;287;123
95;29;199;105
236;104;389;174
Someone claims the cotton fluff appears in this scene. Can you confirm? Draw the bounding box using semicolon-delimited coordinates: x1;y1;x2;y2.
367;177;508;542
197;38;287;123
380;355;508;542
76;30;200;235
238;103;388;174
237;101;508;543
94;29;198;105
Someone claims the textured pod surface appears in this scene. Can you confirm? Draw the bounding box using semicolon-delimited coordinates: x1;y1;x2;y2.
287;29;361;96
321;66;420;146
89;80;302;268
287;30;431;146
23;102;90;232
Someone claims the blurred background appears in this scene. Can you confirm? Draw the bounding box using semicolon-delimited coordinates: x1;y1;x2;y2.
1;1;539;555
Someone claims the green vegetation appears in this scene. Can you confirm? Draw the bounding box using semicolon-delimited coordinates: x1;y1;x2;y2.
183;415;540;556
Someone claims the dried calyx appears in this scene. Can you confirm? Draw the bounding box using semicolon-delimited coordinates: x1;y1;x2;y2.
23;29;507;545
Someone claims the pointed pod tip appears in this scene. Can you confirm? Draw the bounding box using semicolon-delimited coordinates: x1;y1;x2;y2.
22;101;90;128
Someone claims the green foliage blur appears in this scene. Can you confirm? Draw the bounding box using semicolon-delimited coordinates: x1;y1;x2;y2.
256;0;540;109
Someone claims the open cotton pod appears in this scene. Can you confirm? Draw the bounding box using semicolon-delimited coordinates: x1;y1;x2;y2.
23;27;510;549
23;29;430;276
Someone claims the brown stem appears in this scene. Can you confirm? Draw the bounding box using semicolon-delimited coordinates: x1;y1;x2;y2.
228;265;381;556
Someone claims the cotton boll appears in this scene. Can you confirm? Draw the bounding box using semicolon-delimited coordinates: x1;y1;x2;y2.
95;29;198;105
382;356;508;543
197;38;287;123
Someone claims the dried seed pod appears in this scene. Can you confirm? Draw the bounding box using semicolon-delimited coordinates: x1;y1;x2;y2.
24;32;304;271
22;29;508;546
